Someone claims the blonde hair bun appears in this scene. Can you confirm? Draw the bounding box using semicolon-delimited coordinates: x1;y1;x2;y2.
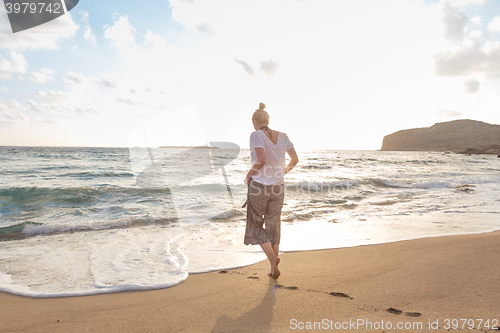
252;102;270;125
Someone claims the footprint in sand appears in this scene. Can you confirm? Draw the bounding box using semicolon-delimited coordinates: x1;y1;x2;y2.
276;284;298;290
386;308;422;317
386;308;403;315
329;292;353;300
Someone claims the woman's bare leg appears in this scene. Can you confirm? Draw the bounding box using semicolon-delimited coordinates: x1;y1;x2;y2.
260;242;280;279
268;244;280;276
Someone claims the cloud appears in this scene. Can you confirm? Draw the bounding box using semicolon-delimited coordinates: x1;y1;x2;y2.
196;22;215;35
65;71;86;84
64;72;116;88
471;16;482;26
434;39;500;78
453;0;488;5
0;7;78;50
115;98;145;106
234;58;255;76
489;16;500;33
441;2;467;42
36;90;68;102
0;99;29;127
102;77;117;88
169;0;211;33
0;109;29;127
82;11;96;44
144;30;168;50
103;16;137;49
73;107;98;115
27;100;98;115
7;99;23;109
463;78;480;93
84;26;96;44
434;4;500;79
260;59;279;76
0;51;28;79
28;68;55;84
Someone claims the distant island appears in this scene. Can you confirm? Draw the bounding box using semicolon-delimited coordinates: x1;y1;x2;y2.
381;119;500;155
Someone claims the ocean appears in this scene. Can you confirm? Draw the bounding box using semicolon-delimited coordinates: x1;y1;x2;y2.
0;146;499;297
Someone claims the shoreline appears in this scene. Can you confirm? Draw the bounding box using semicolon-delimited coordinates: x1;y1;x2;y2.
1;231;500;332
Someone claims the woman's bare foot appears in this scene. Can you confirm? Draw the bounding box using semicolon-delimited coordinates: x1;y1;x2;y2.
272;257;280;279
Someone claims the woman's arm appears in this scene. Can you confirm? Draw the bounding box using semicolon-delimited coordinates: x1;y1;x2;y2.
245;147;266;184
285;147;299;174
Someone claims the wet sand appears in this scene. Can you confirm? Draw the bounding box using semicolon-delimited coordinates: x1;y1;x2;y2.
1;231;499;332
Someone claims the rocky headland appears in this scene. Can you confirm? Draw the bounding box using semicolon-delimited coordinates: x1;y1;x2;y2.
381;119;500;155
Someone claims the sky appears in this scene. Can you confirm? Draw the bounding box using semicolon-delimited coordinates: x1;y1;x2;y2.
1;0;500;150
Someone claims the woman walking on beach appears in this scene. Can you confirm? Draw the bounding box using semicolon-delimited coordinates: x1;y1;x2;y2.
244;103;298;279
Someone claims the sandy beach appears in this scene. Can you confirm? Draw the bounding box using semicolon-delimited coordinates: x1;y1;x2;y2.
1;231;499;332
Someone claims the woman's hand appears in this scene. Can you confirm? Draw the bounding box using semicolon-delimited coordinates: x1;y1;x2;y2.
285;147;299;174
245;147;266;184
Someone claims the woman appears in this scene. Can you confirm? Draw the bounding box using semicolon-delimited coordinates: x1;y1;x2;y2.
244;103;299;279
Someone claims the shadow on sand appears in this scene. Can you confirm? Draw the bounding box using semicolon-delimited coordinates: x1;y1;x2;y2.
211;279;277;332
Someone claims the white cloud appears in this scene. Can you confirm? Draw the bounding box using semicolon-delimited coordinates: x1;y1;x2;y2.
144;30;168;50
8;99;23;109
471;16;482;26
82;11;96;44
0;7;78;50
36;90;68;102
64;71;116;89
463;78;480;93
115;97;145;106
234;58;255;76
453;0;488;5
28;68;55;84
434;3;500;80
196;22;215;35
434;43;500;77
102;76;117;88
84;26;96;44
260;59;279;76
0;109;29;127
489;16;500;33
103;16;137;49
0;99;29;127
27;99;98;115
65;71;86;85
441;2;467;42
0;51;28;79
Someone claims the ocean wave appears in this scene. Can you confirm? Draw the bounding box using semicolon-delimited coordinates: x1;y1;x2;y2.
58;171;134;178
301;164;332;169
0;186;171;204
0;217;177;239
285;181;357;192
208;209;245;222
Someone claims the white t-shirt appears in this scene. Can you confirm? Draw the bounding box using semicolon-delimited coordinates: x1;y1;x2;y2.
250;130;294;185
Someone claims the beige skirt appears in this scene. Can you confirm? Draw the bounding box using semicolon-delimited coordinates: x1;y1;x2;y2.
243;178;285;246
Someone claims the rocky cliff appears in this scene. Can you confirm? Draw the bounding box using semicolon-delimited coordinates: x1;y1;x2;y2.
381;119;500;154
